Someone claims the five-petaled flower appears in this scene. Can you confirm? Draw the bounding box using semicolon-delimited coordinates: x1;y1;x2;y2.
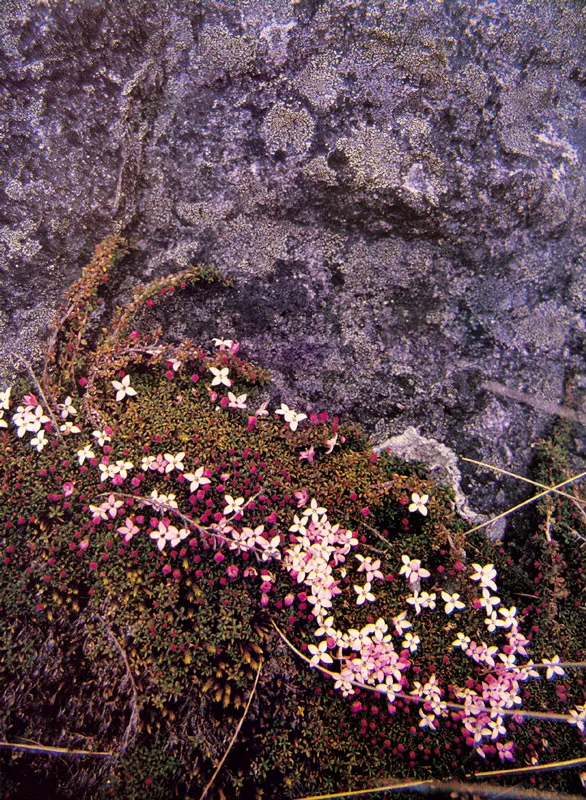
112;375;137;402
408;492;429;516
209;367;232;387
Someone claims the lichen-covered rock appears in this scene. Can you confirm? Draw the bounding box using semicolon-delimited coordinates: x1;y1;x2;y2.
1;0;586;517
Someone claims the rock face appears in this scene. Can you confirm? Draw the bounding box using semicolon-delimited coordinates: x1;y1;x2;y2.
2;0;586;512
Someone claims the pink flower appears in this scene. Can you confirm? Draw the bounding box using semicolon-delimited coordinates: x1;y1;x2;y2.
496;741;514;762
299;445;316;463
226;565;239;579
63;482;74;497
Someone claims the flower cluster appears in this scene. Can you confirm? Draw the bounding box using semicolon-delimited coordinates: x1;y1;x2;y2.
10;392;50;452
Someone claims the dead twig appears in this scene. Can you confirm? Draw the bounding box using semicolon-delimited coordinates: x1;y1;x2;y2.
93;613;140;756
16;357;66;446
198;661;262;800
483;380;586;427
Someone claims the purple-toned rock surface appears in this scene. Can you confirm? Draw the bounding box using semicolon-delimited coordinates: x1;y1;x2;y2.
2;0;586;513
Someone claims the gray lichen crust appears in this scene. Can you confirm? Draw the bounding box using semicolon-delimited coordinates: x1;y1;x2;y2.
2;0;586;513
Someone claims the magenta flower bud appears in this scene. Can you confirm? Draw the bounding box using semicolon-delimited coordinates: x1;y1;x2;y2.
214;552;225;563
162;565;172;575
260;592;269;607
284;593;294;607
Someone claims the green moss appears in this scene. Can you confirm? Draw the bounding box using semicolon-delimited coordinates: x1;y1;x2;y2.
1;238;586;798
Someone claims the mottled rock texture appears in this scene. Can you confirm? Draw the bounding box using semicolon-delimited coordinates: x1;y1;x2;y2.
2;0;586;512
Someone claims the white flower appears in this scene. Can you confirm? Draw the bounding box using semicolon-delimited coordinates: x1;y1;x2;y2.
150;490;178;511
0;387;11;410
452;632;471;650
484;612;499;633
494;606;517;630
59;396;77;419
441;591;465;615
275;403;307;431
25;405;49;433
419;711;438;730
209;366;232;387
223;494;245;516
288;514;307;535
92;429;111;447
403;632;420;652
258;534;282;562
406;591;436;616
354;582;376;606
149;520;189;552
184;466;211;492
399;555;430;584
470;563;498;593
408;492;429;516
356;554;384;581
308;640;333;667
392;611;412;635
542;655;565;680
212;338;234;349
568;704;586;734
478;588;501;615
301;499;327;524
60;421;81;435
227;392;247;409
30;430;47;452
314;615;337;639
112;374;137;402
163;452;185;473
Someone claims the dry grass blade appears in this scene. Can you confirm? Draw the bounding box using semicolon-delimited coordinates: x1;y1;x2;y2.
0;740;111;758
462;468;586;536
461;457;586;505
297;779;586;800
94;613;140;756
295;778;432;799
198;660;262;800
474;754;586;779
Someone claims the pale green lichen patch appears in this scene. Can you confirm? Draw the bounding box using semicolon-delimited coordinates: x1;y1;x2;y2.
261;102;315;156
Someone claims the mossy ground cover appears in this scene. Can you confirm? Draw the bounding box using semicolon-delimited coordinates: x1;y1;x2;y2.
0;237;585;799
